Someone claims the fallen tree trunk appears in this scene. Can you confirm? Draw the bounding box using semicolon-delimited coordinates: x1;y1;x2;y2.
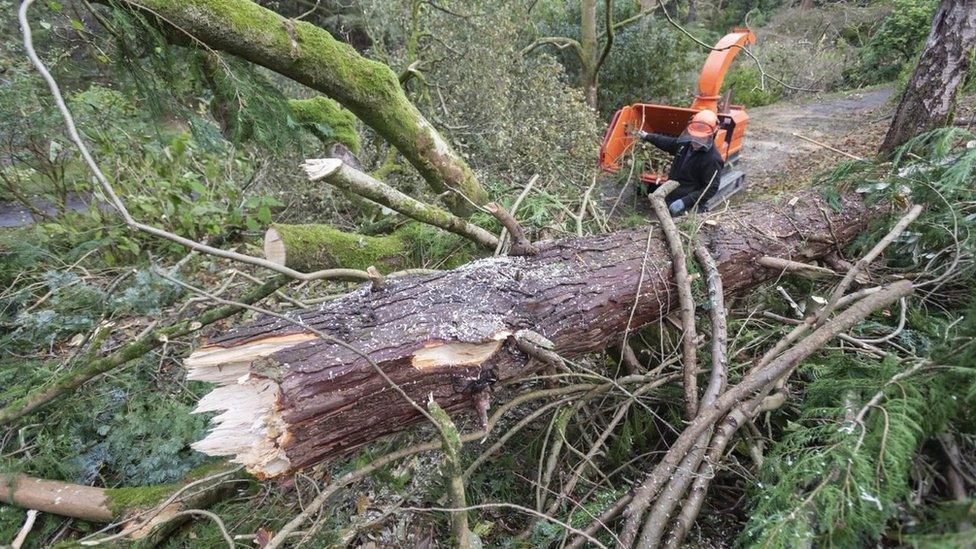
186;190;882;478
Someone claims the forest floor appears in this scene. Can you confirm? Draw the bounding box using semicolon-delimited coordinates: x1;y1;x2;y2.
737;85;894;199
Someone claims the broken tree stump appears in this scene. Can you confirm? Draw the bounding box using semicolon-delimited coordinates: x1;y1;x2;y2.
186;190;882;478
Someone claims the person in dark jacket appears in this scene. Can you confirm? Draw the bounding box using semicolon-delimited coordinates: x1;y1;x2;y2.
636;109;724;215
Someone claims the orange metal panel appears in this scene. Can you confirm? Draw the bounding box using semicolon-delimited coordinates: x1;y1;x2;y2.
690;28;756;112
599;103;751;180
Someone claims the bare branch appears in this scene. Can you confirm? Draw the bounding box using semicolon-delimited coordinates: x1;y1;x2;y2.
486;202;539;256
648;180;699;420
759;255;837;277
304;158;499;248
521;36;583;57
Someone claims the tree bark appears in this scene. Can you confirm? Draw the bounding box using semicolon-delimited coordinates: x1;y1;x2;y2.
185;190;882;478
111;0;488;215
580;0;599;108
0;471;237;542
879;0;976;154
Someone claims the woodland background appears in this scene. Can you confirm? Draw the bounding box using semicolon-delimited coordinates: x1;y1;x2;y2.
1;0;976;547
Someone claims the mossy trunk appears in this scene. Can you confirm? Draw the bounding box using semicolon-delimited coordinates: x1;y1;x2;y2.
114;0;488;215
264;223;407;272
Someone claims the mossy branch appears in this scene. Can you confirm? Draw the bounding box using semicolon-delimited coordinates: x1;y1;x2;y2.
427;395;472;549
110;0;488;215
264;223;406;272
303;158;498;248
288;96;360;153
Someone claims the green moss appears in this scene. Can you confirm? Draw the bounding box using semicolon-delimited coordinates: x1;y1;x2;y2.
142;0;291;50
103;484;175;515
183;460;235;481
288;97;360;153
395;222;478;269
427;399;462;454
272;223;406;272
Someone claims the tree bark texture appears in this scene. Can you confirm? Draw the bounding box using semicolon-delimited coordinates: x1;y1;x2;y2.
580;0;599;108
116;0;488;215
880;0;976;154
185;190;881;478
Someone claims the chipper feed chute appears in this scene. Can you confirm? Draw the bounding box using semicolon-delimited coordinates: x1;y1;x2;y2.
599;28;756;208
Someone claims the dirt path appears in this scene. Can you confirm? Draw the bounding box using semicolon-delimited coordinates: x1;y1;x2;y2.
737;85;894;199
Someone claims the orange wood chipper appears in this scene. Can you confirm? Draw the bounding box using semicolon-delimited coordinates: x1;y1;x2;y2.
599;28;757;208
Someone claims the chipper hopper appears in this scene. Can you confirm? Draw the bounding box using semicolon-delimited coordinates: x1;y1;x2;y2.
599;28;756;209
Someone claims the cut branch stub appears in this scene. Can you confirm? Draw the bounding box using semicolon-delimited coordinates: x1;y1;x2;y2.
486;202;539;256
186;190;881;478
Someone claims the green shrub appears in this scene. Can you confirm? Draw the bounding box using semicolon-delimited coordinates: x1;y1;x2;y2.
597;25;702;112
723;63;783;107
847;0;937;86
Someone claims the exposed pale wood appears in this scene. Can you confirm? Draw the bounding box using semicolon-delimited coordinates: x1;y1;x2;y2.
759;255;836;276
303;159;498;248
0;475;113;522
264;227;286;265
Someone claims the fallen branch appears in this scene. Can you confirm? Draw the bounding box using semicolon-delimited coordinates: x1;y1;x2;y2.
10;509;38;549
648;180;699;419
638;241;729;548
1;467;242;546
753;205;922;374
486;202;539;256
494;174;539;255
759;255;836;277
264;223;407;272
621;281;913;547
304;158;498;248
427;397;472;548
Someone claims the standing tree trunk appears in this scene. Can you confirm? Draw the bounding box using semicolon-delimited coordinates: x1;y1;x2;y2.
580;0;599;108
686;0;697;22
880;0;976;154
105;0;488;215
639;0;656;30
